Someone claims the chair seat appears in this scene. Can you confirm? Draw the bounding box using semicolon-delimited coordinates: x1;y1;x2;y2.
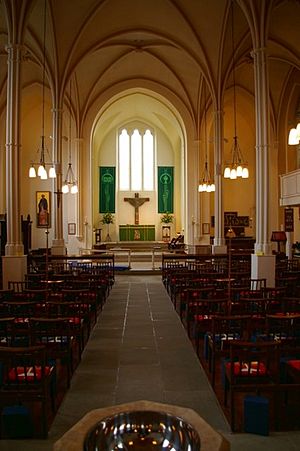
225;361;267;376
8;365;54;382
287;359;300;371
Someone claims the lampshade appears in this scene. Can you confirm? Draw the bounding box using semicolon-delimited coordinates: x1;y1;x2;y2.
29;165;36;178
62;77;79;194
288;122;300;145
271;231;287;242
223;3;249;181
224;166;231;178
27;1;56;181
198;83;214;194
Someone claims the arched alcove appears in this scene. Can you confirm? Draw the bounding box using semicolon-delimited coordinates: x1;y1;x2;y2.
91;90;187;243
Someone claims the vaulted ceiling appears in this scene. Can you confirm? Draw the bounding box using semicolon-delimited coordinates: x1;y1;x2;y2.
0;0;299;142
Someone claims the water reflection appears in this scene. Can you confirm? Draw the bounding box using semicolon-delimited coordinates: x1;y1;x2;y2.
84;410;201;450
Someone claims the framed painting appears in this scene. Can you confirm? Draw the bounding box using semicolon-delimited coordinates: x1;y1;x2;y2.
36;191;51;228
68;223;76;235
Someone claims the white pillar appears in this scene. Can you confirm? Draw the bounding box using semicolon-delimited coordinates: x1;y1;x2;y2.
212;110;226;254
2;44;27;287
74;137;84;241
252;47;272;256
51;107;66;255
251;47;275;283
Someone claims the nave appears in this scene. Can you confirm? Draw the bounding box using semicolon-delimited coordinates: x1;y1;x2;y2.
1;274;300;451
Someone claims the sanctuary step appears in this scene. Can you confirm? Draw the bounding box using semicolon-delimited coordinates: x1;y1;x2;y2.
94;241;170;252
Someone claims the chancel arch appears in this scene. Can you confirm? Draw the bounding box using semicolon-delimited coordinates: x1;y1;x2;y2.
91;90;186;243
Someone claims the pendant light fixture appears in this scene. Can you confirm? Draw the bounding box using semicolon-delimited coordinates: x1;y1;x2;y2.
198;83;215;192
223;1;249;180
62;78;78;194
28;0;56;180
288;106;300;145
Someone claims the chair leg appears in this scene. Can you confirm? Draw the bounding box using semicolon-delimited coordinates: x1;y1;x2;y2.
230;389;235;432
41;401;48;438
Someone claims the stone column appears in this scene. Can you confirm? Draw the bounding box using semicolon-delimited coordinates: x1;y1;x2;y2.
212;109;226;254
2;44;27;288
74;138;84;241
51;107;66;255
251;47;275;285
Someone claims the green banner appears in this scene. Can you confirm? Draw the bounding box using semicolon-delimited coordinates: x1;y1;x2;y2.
158;167;174;213
99;167;115;213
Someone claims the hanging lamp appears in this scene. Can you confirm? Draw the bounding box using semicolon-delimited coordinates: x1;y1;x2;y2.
28;0;56;180
198;83;215;193
62;78;78;194
223;1;249;180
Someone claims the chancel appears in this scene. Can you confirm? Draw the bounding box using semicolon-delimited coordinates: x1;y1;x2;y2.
2;0;300;448
124;193;150;225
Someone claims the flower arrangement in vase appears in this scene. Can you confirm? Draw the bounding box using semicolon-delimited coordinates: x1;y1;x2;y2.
101;212;114;241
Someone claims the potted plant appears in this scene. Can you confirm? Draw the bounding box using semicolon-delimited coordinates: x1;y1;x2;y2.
101;212;114;241
160;212;173;242
160;212;174;224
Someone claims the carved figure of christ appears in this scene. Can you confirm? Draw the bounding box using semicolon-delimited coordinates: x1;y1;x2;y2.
124;193;150;225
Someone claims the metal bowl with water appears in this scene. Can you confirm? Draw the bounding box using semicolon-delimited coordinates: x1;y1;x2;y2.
84;410;201;450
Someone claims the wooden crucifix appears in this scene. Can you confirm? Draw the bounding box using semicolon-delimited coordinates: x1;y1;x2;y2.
124;193;150;225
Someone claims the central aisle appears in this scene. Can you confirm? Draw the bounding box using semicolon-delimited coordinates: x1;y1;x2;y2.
50;275;229;441
2;275;300;450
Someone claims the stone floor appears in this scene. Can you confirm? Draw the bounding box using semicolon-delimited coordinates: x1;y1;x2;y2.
1;273;300;450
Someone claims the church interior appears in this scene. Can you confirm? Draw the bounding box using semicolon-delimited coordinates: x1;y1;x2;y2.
1;0;300;449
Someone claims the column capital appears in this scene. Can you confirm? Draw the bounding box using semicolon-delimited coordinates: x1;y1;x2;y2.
51;108;64;114
214;109;224;116
5;44;26;61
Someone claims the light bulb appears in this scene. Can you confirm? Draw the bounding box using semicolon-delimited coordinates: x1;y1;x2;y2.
71;184;78;194
40;167;47;179
242;167;249;178
236;165;243;177
49;166;56;178
288;128;299;145
62;183;69;194
230;168;237;179
224;167;231;178
29;166;36;178
38;164;45;177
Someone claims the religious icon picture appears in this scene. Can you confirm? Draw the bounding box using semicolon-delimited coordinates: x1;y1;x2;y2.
68;223;76;235
36;191;51;228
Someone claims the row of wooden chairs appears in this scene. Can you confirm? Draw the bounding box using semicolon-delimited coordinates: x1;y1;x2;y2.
0;268;114;438
163;261;300;432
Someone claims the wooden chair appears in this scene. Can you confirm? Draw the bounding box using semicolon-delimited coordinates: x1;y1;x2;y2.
46;300;91;359
224;340;280;431
207;315;252;388
265;314;300;362
8;281;28;293
29;317;74;388
62;289;98;326
188;297;228;355
0;345;56;438
0;317;15;346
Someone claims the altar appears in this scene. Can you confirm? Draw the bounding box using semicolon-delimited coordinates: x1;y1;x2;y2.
119;225;155;241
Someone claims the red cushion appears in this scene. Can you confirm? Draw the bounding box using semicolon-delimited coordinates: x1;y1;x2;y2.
8;365;53;382
226;361;267;376
194;314;211;321
287;360;300;371
68;317;82;325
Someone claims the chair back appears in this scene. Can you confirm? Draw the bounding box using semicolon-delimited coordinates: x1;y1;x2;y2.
0;344;53;389
227;340;280;383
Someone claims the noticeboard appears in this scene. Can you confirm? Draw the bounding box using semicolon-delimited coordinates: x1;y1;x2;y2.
284;208;294;232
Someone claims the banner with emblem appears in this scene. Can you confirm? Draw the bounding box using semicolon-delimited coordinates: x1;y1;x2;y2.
158;167;174;213
99;167;116;213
